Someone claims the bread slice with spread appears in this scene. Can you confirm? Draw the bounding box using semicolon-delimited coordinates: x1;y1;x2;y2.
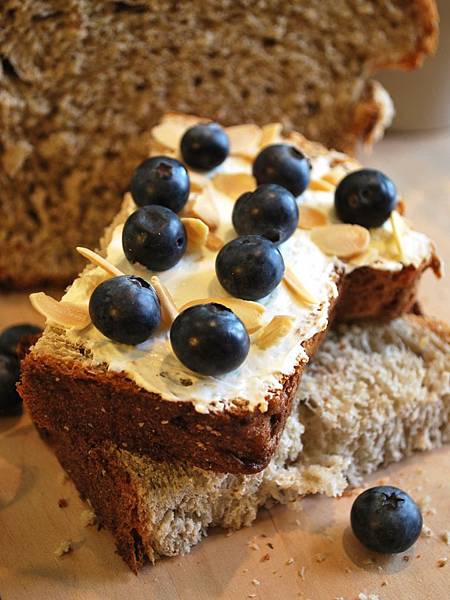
20;114;440;474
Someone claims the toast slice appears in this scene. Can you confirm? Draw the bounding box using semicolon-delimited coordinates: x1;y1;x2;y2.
20;115;439;475
40;316;450;572
1;1;438;290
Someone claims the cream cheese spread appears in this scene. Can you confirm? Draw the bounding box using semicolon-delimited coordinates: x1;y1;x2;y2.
60;115;433;414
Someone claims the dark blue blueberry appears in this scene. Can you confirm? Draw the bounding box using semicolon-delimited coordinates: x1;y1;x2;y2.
89;275;161;345
215;235;284;301
335;169;397;228
180;122;230;171
252;144;311;196
232;184;299;245
170;303;250;375
0;323;42;357
0;353;22;416
130;156;190;213
351;486;423;554
122;205;187;272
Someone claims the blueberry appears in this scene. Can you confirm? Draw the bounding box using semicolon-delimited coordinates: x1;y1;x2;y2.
89;275;161;345
232;184;299;245
0;353;22;416
130;156;190;213
215;235;285;301
0;323;42;357
122;205;187;271
351;485;423;554
180;122;230;171
252;144;311;196
335;169;397;228
170;303;250;375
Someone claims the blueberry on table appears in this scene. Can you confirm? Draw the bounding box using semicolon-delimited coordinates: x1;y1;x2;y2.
215;235;285;301
351;485;423;554
122;205;187;271
0;353;22;415
89;275;161;345
252;144;311;197
180;122;230;171
130;156;190;213
335;169;397;228
232;184;299;244
170;303;250;376
0;323;42;357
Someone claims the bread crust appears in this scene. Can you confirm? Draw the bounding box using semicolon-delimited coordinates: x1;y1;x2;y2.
21;319;330;475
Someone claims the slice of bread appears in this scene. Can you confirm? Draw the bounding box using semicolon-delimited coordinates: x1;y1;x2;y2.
20;115;439;475
0;1;438;289
40;315;450;572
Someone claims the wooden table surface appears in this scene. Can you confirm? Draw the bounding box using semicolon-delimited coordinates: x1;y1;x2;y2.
0;130;449;600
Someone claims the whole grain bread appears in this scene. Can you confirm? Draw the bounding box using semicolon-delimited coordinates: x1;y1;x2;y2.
0;0;438;288
41;315;450;572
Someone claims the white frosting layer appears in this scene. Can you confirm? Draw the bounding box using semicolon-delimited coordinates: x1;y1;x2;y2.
60;119;432;414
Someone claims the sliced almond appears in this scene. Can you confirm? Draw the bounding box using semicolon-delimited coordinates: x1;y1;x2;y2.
30;292;90;329
260;123;283;148
150;276;178;326
179;297;265;334
226;124;262;158
308;178;335;192
188;186;220;231
255;315;296;349
181;217;209;252
188;170;209;192
151;114;204;150
76;247;123;277
397;197;406;215
298;206;328;229
390;211;407;262
283;266;319;305
205;231;224;251
321;168;346;186
310;224;370;259
212;172;256;200
348;246;380;267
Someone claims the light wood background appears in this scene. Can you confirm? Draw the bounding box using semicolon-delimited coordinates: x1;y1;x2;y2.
0;130;449;600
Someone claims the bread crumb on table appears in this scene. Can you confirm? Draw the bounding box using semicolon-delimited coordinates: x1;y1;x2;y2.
314;552;328;563
298;566;306;579
357;593;380;600
421;524;433;538
54;540;72;557
437;557;448;568
441;531;450;545
251;578;260;586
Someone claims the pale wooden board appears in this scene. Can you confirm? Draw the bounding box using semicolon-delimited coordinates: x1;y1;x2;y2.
0;130;449;599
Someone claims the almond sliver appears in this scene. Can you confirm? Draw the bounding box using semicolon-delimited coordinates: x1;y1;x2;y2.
188;170;209;192
189;186;220;231
151;121;187;151
76;247;124;277
226;124;262;158
150;276;178;326
298;206;328;229
308;179;335;192
322;169;346;186
255;315;296;349
260;123;283;148
283;267;319;305
179;297;265;334
390;211;407;261
310;224;370;259
181;217;209;251
348;246;379;267
205;231;224;251
30;292;90;329
212;172;256;200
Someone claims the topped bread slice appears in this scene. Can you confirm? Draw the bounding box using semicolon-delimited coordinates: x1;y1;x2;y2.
21;114;440;474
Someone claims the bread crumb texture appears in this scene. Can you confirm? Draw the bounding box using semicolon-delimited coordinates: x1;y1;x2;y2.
0;0;437;288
